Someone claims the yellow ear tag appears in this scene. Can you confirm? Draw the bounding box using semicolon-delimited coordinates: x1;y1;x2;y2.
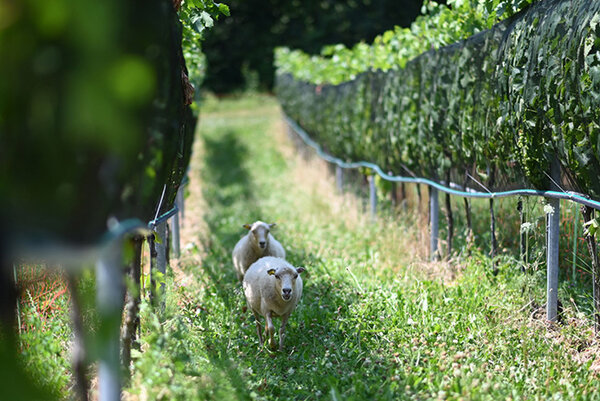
267;269;276;275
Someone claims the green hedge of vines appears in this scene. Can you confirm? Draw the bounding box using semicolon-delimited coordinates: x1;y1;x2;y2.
276;0;600;201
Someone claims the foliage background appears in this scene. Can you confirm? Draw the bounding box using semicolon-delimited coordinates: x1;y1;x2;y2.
200;0;425;92
276;0;600;204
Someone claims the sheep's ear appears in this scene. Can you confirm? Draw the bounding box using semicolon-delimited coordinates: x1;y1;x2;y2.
269;223;277;229
243;224;251;230
296;267;306;274
267;269;276;276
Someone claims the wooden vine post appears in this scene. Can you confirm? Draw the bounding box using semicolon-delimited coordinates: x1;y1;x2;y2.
463;173;473;252
416;184;422;215
0;262;18;364
148;233;158;306
67;273;89;401
445;170;454;259
517;198;527;271
121;235;144;375
400;182;407;211
488;166;498;273
148;220;168;308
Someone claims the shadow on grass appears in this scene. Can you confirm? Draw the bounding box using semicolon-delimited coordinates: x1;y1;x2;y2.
200;129;264;258
195;126;390;399
202;130;256;207
192;129;265;398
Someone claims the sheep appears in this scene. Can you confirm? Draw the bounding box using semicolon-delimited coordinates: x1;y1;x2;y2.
242;256;305;351
232;221;285;281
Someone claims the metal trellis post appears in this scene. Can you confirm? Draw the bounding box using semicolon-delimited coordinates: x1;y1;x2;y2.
369;173;377;220
546;159;561;322
171;187;183;259
96;239;124;401
430;186;439;261
336;165;344;193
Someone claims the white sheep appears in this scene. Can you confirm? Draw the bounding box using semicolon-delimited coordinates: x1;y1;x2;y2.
242;256;305;351
232;221;285;281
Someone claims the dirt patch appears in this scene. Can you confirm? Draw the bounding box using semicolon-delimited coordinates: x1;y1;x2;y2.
505;299;600;374
406;259;459;283
170;127;210;288
272;116;382;236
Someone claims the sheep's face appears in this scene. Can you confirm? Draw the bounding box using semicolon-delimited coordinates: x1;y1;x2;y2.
268;266;305;301
244;221;275;250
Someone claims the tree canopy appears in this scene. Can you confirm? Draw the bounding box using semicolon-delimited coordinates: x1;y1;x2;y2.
202;0;424;92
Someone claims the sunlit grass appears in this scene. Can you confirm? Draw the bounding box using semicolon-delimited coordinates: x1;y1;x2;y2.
126;94;600;400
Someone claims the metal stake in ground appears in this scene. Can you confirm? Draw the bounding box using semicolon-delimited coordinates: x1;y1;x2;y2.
171;187;183;259
95;239;124;401
336;165;344;193
369;173;377;220
546;158;561;322
429;186;439;261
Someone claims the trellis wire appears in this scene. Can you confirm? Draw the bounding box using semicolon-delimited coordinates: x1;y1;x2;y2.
284;115;600;211
284;113;600;324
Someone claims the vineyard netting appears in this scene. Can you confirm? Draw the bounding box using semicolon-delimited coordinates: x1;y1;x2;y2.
276;0;600;202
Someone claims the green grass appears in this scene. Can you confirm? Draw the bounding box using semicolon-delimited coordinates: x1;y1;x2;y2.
126;94;600;400
11;266;76;401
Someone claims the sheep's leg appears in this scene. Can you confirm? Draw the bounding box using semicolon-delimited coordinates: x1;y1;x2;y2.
253;311;263;346
265;311;276;349
279;313;291;351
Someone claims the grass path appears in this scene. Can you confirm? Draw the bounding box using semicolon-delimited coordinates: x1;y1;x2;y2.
126;94;600;400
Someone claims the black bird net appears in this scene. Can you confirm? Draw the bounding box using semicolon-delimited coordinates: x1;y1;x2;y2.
277;0;600;202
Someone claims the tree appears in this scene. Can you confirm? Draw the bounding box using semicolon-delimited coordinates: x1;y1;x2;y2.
202;0;424;92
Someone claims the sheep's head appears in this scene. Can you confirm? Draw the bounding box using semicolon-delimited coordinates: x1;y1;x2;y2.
243;221;276;251
267;266;305;301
